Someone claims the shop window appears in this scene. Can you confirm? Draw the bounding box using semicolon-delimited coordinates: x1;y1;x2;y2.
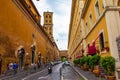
95;0;100;18
99;33;105;51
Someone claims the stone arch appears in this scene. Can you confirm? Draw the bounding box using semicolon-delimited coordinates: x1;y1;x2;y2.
15;45;24;58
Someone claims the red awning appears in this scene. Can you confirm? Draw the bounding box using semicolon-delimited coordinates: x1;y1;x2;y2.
87;43;96;55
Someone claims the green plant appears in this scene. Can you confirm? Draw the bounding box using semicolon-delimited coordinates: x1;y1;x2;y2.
86;56;91;68
100;56;115;76
89;54;100;69
73;59;80;64
80;56;87;66
80;57;84;66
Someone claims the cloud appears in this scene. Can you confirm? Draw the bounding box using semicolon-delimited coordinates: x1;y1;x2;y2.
32;0;71;50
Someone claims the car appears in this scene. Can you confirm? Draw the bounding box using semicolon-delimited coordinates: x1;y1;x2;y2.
64;61;70;66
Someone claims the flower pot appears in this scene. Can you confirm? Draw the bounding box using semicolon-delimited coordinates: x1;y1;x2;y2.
80;66;83;69
83;64;87;70
105;75;116;80
89;68;93;72
93;69;99;77
93;66;99;77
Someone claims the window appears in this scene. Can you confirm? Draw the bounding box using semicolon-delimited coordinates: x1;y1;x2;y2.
99;32;105;50
89;14;93;27
49;32;52;35
102;3;104;9
44;27;46;29
88;43;90;48
49;15;51;18
85;22;88;34
95;0;100;18
49;27;51;30
46;20;48;23
49;20;51;23
46;15;48;18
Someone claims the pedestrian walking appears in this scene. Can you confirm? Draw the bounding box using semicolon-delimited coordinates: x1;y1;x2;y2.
37;61;41;68
13;62;18;74
9;61;13;70
34;62;37;71
0;54;2;75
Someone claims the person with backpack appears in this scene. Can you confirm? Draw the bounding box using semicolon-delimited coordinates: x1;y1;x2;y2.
13;62;18;74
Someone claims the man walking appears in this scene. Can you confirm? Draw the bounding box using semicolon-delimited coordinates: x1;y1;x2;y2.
13;62;18;74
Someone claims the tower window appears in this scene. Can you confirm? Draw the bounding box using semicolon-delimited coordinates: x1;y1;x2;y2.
49;15;51;18
46;15;48;18
46;20;48;23
49;20;51;23
49;27;51;30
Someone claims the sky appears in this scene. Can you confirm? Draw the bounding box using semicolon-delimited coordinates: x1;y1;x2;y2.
32;0;72;50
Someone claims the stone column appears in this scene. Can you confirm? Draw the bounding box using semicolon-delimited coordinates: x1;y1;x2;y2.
105;9;120;80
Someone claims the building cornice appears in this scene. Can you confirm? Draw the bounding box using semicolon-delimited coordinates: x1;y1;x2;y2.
12;0;55;47
68;0;77;48
81;0;91;18
84;6;120;39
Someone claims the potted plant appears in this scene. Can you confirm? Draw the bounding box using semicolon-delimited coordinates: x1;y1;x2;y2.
83;56;88;70
86;56;91;70
92;54;100;76
80;57;85;69
89;54;100;72
100;56;116;80
73;59;80;66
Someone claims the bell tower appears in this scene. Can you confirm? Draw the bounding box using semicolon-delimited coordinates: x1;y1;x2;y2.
43;11;53;40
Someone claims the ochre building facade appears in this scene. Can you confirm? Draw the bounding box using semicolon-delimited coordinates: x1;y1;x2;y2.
68;0;120;79
0;0;59;72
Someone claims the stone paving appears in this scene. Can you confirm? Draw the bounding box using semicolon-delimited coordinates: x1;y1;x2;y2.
62;65;84;80
71;65;106;80
0;63;107;80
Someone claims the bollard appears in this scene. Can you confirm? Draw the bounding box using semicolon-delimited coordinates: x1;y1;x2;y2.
60;67;63;80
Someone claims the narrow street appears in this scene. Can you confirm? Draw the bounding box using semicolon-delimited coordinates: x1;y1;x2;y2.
0;63;84;80
22;63;83;80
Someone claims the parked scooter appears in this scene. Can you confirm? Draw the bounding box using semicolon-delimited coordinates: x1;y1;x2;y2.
48;63;52;74
48;67;52;74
